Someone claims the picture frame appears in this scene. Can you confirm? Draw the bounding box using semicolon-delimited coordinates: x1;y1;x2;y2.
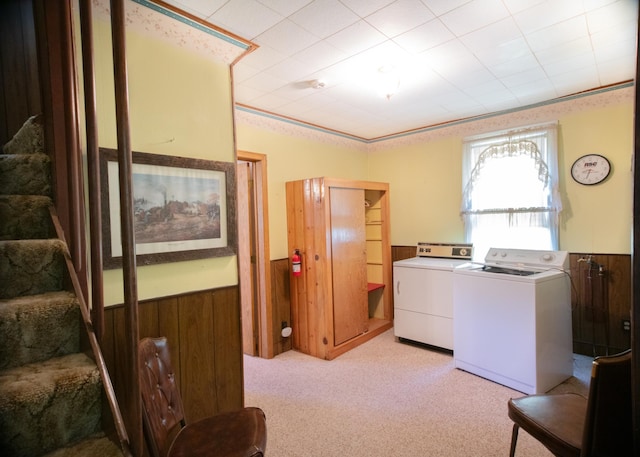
99;148;236;269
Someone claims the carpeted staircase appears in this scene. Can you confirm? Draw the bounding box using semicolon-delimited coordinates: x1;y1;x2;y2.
0;116;122;456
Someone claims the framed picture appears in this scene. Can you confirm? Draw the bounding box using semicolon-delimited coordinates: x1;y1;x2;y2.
99;148;236;269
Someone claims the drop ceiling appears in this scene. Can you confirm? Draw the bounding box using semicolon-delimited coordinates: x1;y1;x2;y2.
158;0;638;140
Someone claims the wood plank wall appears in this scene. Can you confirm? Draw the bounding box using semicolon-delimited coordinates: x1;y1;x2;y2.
103;286;243;423
570;253;631;356
0;0;41;144
391;246;632;357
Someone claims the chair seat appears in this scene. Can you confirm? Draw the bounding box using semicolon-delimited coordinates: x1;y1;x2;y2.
508;393;587;457
168;406;267;457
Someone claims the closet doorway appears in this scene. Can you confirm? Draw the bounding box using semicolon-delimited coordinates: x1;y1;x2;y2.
237;151;273;358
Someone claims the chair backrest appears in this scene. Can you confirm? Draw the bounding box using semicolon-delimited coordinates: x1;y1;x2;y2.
139;337;187;457
581;349;633;457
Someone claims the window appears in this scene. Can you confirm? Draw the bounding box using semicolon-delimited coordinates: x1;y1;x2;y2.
460;123;561;262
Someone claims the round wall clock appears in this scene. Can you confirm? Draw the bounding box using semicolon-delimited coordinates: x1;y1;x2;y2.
570;154;611;185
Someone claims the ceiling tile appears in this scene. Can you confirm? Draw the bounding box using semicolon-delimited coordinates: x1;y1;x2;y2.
250;92;293;110
325;20;388;55
474;37;533;68
421;39;482;76
241;71;289;93
597;56;637;84
501;0;546;14
551;68;600;94
499;67;549;88
234;45;288;73
421;0;473;16
263;56;319;82
510;77;555;97
488;53;540;78
256;0;314;16
534;37;593;65
542;52;597;77
339;0;396;17
207;0;284;39
447;67;497;89
440;0;511;36
526;15;589;52
289;0;360;38
253;19;321;55
592;33;636;61
365;0;436;38
459;17;523;53
393;19;455;54
513;0;584;34
586;0;639;33
234;84;267;103
292;40;349;73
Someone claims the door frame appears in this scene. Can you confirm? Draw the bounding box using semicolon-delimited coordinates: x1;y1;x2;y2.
237;150;274;358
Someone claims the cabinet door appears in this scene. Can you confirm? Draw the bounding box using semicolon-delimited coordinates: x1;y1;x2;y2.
330;187;368;346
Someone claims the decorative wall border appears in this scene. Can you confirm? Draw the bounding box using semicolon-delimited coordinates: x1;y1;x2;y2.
92;0;251;64
235;83;635;152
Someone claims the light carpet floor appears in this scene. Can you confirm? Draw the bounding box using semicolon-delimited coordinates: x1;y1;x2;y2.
243;329;592;457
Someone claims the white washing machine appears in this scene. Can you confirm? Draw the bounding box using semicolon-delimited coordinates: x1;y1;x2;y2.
394;242;472;351
453;248;573;394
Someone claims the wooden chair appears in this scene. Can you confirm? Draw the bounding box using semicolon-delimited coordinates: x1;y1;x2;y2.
507;349;632;457
138;337;267;457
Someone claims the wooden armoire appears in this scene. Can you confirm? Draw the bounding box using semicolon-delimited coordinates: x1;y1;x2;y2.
285;177;393;360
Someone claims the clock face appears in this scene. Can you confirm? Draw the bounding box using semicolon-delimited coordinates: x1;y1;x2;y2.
571;154;611;185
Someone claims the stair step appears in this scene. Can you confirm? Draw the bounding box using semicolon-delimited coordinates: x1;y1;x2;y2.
0;195;54;240
0;239;66;299
2;114;44;156
0;153;51;196
0;291;80;370
0;353;102;457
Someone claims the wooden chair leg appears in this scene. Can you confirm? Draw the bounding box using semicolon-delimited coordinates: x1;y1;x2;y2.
509;423;519;457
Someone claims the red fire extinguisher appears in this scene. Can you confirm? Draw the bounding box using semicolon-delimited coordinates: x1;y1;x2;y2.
292;249;301;277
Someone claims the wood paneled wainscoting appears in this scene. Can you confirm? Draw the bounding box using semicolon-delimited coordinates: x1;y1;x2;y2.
391;247;632;358
102;286;243;424
570;253;631;357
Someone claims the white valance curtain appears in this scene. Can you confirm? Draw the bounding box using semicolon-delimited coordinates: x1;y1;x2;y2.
460;123;562;254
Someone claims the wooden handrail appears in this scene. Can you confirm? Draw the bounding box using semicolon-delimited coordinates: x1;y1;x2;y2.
78;0;105;342
59;0;88;300
49;206;133;457
109;0;142;454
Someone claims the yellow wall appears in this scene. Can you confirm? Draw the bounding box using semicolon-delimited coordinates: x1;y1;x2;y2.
368;97;633;255
236;123;368;259
368;136;465;245
559;104;633;253
93;20;238;306
237;88;634;259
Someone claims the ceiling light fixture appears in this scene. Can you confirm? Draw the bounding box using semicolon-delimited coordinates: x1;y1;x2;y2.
310;79;326;89
378;65;400;100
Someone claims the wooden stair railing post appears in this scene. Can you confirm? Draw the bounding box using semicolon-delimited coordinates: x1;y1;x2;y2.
109;0;142;455
78;0;105;343
78;0;133;454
